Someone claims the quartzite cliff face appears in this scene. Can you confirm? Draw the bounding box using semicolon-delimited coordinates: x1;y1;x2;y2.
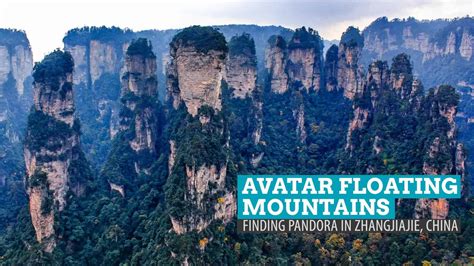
0;29;33;188
120;38;158;155
265;35;289;94
337;27;365;99
167;27;226;117
24;50;89;252
286;28;324;93
166;26;235;234
226;33;257;99
63;27;132;166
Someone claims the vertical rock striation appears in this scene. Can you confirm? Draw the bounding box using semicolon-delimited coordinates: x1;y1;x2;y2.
166;26;235;234
101;38;159;192
286;27;324;92
337;27;365;99
0;29;33;190
167;26;226;117
63;27;133;166
415;85;464;219
265;35;288;94
226;33;257;99
121;38;158;154
24;50;89;252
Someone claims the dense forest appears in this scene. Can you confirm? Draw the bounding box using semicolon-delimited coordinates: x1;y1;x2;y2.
0;19;472;265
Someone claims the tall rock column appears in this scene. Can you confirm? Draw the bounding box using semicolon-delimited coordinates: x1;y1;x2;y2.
226;33;257;99
121;38;158;155
337;27;365;99
225;33;264;167
265;35;288;94
101;38;159;193
24;50;89;252
286;27;324;93
166;26;235;234
415;85;464;219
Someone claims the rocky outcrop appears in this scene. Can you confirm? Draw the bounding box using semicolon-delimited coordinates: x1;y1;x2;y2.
63;27;132;167
120;38;158;155
226;34;257;99
0;43;33;96
390;53;414;99
455;143;468;198
337;27;365;99
167;27;227;116
286;27;323;92
415;85;463;219
293;101;307;143
363;17;474;63
265;36;288;94
167;47;224;116
166;27;235;234
0;30;33;193
345;107;370;151
24;50;87;252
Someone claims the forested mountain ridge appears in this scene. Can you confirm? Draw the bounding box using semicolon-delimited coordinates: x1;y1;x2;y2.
361;16;474;193
0;19;472;264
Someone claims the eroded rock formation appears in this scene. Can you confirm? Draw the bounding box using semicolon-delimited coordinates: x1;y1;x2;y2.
415;85;465;219
120;38;158;155
286;27;324;92
0;30;33;190
166;26;235;234
226;33;257;98
24;50;88;252
265;35;288;94
337;27;365;99
167;26;227;116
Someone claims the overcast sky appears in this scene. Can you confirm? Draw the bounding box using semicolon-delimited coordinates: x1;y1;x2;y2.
0;0;472;61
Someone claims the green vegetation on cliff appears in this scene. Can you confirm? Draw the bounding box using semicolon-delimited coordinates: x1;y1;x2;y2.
171;26;228;54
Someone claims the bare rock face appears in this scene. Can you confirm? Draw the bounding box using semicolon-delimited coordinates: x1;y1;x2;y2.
0;31;34;190
33;72;75;126
345;60;387;152
24;50;85;252
166;27;235;234
0;46;10;84
293;98;307;143
63;28;132;169
455;143;468;198
89;40;121;84
345;107;370;151
0;44;33;96
337;27;365;99
265;35;288;94
226;34;257;99
64;44;88;86
167;27;227;116
168;46;225;116
363;17;474;63
286;27;323;92
367;61;390;106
